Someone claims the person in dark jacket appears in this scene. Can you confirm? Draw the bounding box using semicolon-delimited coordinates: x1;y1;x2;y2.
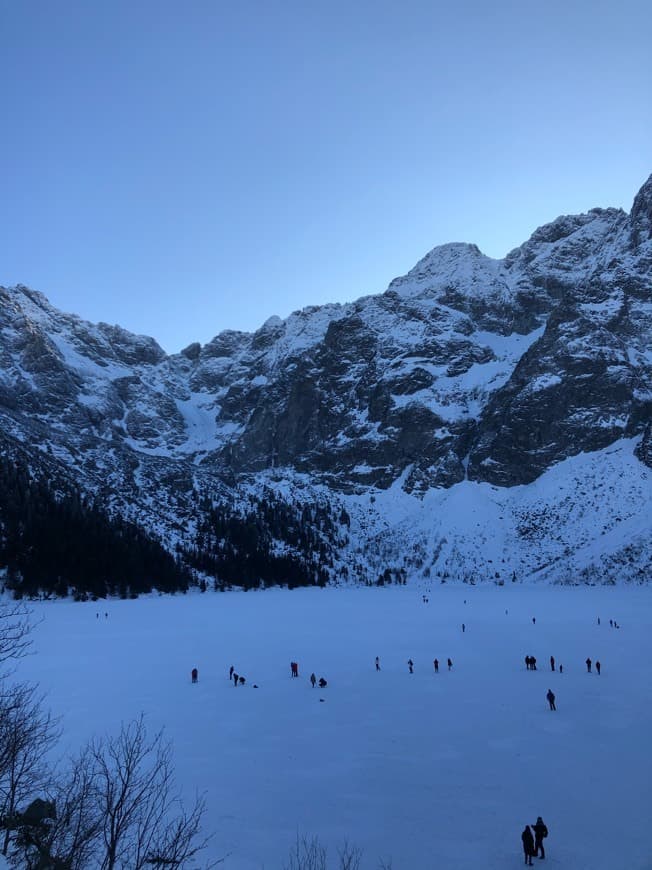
596;660;601;675
229;665;234;680
447;657;453;670
310;672;316;688
191;668;198;684
233;672;239;686
318;677;327;688
407;659;414;673
586;657;592;673
433;658;439;673
546;689;556;711
521;825;535;865
550;655;555;671
532;816;548;858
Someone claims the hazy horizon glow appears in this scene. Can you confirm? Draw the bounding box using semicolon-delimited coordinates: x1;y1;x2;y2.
2;0;651;352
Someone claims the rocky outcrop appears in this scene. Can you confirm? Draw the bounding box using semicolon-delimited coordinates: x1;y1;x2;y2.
0;175;651;584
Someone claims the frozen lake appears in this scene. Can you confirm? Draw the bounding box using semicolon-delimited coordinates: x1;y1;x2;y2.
16;584;652;870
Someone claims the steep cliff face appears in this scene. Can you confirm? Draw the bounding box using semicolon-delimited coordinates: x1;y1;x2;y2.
1;176;651;587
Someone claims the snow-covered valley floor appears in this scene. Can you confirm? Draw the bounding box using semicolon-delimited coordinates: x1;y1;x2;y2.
15;585;652;870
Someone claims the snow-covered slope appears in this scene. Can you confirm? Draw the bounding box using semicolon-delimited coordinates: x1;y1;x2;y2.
1;176;651;586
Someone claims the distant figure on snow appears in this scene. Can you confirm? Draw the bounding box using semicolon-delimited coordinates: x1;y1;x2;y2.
407;659;414;674
229;665;234;680
532;817;548;858
239;676;245;685
532;617;536;625
310;673;317;688
530;656;537;670
191;668;198;684
290;662;299;678
462;623;465;633
233;672;239;686
433;659;439;673
550;655;555;672
609;619;613;627
597;616;601;625
375;656;380;671
318;677;327;688
521;825;535;866
586;657;592;673
546;689;556;711
525;655;531;671
596;660;601;675
447;657;453;671
559;664;563;674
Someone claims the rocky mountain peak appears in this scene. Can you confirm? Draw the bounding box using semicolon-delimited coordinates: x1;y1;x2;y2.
1;176;651;590
630;173;652;246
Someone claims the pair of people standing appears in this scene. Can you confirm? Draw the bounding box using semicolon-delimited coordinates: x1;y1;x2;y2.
522;817;548;864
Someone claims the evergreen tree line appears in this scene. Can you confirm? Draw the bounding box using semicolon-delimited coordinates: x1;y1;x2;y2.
187;490;349;590
0;454;190;599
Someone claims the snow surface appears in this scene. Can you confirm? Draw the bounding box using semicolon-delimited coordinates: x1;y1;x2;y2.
13;585;652;870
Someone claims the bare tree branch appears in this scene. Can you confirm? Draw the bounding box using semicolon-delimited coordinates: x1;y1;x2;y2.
0;681;59;856
0;603;35;666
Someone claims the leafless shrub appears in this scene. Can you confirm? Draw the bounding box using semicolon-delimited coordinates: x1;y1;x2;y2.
0;681;59;855
337;839;363;870
284;834;328;870
7;716;216;869
284;834;388;870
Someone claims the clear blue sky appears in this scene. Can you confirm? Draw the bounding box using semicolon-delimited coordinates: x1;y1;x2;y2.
2;0;650;353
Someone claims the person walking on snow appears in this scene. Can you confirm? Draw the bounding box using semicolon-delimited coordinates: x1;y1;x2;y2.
586;657;592;673
596;660;601;675
521;826;535;866
433;659;439;673
407;659;414;674
546;689;556;711
531;817;548;858
375;656;380;671
447;657;453;671
550;655;555;672
191;668;198;684
310;673;316;688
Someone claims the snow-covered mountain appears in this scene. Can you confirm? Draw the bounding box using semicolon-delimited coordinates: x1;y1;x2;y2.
1;176;651;589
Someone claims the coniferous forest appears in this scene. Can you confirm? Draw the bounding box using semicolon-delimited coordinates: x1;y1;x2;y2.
188;490;348;590
0;450;349;599
0;454;190;599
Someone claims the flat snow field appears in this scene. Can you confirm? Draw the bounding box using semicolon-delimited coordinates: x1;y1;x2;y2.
15;585;652;870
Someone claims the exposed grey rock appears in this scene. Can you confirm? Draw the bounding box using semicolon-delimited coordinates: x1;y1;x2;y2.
1;175;651;584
